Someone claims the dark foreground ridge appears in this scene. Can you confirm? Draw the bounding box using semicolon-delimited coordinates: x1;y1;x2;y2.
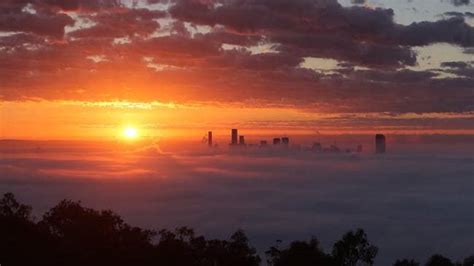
1;193;472;266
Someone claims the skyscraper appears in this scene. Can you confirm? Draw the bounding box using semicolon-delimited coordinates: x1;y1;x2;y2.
239;135;245;145
208;131;213;147
231;129;238;145
375;134;386;154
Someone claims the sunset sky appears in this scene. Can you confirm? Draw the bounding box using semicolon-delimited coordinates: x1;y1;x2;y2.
1;1;474;264
1;0;473;139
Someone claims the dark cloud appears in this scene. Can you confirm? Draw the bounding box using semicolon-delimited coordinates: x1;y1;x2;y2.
169;0;474;65
450;0;471;6
0;0;126;38
0;32;45;51
170;20;192;37
0;0;473;114
136;35;222;58
396;17;474;47
0;11;74;38
147;0;171;4
169;1;474;48
0;32;472;113
275;34;417;67
440;61;474;79
443;11;474;18
175;2;414;67
69;8;166;38
39;0;123;12
441;61;471;68
200;29;263;46
0;0;30;13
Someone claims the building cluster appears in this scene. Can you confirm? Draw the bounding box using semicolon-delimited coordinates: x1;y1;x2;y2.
206;129;386;154
228;129;291;148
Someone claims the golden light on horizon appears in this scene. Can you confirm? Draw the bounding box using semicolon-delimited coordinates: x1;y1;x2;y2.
123;126;138;139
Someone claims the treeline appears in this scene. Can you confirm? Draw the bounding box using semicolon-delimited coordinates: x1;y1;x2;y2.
0;192;472;266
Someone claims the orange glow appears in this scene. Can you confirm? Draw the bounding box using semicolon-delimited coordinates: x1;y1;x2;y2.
1;100;473;140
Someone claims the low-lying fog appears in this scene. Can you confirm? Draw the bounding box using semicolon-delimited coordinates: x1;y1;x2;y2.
1;135;473;264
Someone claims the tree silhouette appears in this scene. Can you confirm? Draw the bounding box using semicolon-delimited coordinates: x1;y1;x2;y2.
39;199;155;266
0;193;262;266
394;259;420;266
226;230;262;266
462;255;474;266
332;228;378;266
266;238;335;266
1;192;473;266
154;227;261;266
0;192;32;219
425;254;454;266
0;193;51;265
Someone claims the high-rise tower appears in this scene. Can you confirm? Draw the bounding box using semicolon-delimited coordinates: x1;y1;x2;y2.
208;131;213;147
239;135;245;145
231;129;238;145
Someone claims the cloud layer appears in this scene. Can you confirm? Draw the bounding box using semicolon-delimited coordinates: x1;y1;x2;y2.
0;0;473;114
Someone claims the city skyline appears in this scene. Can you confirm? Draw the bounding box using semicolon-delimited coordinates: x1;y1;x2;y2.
207;128;385;154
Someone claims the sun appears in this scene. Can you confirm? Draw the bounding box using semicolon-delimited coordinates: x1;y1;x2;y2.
123;127;138;139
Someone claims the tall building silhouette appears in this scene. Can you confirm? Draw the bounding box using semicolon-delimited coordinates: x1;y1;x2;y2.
375;134;386;154
231;129;238;145
208;131;213;147
239;135;245;145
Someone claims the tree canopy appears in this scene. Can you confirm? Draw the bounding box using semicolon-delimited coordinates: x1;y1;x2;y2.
0;193;472;266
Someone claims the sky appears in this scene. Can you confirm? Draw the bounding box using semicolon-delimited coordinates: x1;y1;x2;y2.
0;0;473;139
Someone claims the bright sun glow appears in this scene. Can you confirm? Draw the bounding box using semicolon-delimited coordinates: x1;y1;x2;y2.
123;127;138;139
